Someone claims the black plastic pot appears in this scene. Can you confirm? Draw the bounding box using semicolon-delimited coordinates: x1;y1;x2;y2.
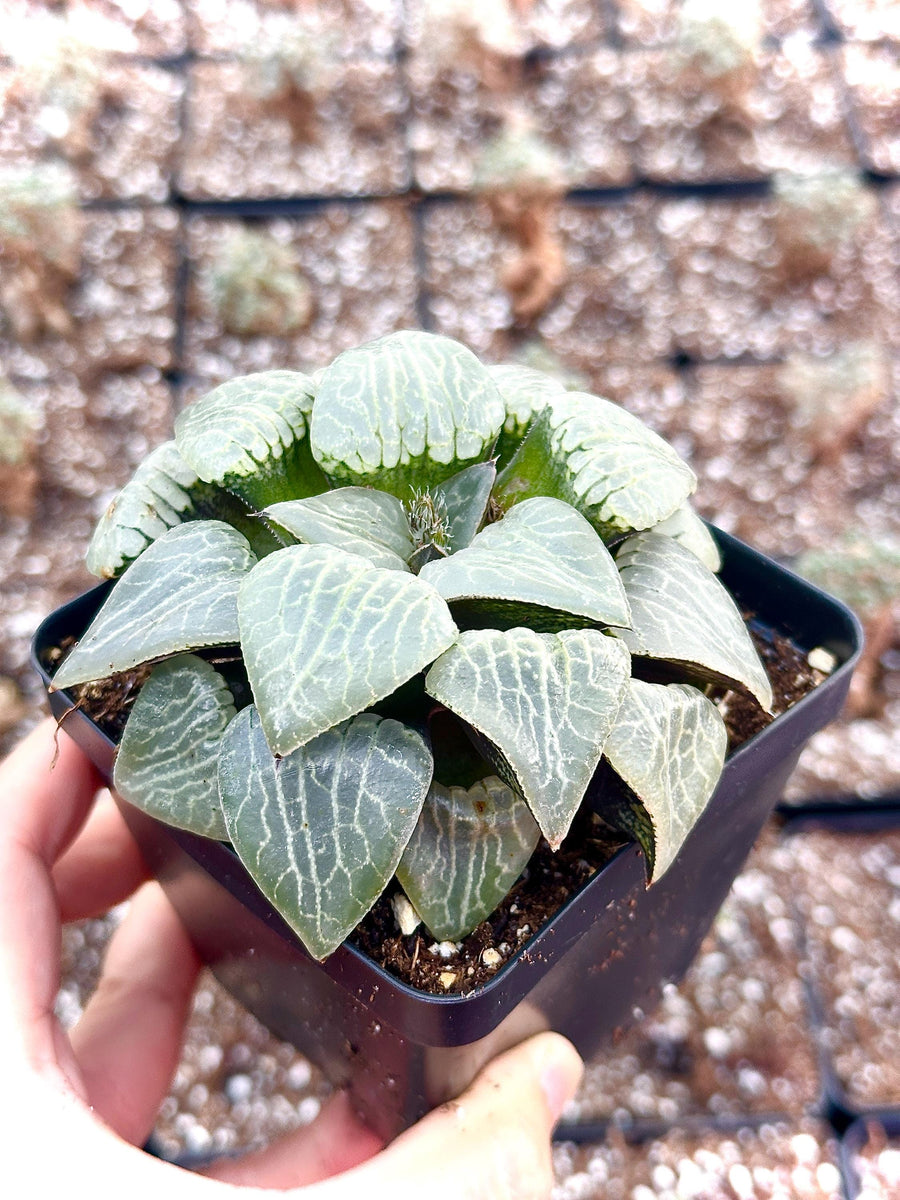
33;529;862;1141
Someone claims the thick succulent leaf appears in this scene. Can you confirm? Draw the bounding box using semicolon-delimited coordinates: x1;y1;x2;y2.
86;442;199;579
488;363;565;466
310;331;506;495
397;775;540;942
53;521;257;691
603;681;728;882
114;654;235;840
174;370;327;509
494;393;696;541
265;488;413;572
238;543;458;756
425;628;631;849
86;441;282;579
615;533;773;710
432;460;497;552
650;504;721;572
219;707;432;960
420;497;631;631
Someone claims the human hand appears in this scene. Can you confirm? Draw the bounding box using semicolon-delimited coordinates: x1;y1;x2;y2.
0;719;583;1198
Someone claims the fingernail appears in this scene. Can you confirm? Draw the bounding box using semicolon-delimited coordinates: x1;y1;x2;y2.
538;1035;583;1122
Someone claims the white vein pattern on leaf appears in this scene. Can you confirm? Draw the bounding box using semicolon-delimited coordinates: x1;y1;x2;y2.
57;524;255;687
313;335;503;476
180;379;311;480
401;778;537;936
269;490;413;564
117;660;233;835
605;681;726;879
428;630;629;845
423;506;628;623
547;397;694;529
242;549;454;751
237;716;428;953
617;535;770;704
88;444;204;575
427;540;628;624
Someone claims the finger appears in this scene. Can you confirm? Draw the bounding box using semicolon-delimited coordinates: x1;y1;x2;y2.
0;721;104;1070
53;790;150;922
70;882;201;1147
203;1089;384;1188
342;1032;584;1200
0;718;103;865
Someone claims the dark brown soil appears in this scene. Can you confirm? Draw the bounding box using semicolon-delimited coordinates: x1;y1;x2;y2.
353;808;627;995
721;624;817;752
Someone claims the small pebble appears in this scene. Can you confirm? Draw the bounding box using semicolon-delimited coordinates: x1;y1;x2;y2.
429;941;458;959
391;892;422;937
807;646;837;674
482;947;502;968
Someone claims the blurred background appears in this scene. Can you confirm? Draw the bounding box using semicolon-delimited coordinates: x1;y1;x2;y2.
1;1;898;1195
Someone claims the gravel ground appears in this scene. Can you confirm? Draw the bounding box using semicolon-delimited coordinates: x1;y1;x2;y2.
1;0;898;1190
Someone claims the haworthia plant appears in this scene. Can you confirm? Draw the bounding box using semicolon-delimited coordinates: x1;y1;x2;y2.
54;331;775;962
650;503;722;573
237;543;458;757
602;681;728;881
420;496;631;631
265;487;414;571
85;441;280;579
488;362;569;467
425;628;632;849
53;521;257;691
614;533;773;710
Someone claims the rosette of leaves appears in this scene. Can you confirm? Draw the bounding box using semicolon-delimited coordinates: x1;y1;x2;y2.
0;163;83;342
241;12;339;142
204;226;314;337
472;115;569;324
54;330;772;961
773;169;876;280
674;0;761;104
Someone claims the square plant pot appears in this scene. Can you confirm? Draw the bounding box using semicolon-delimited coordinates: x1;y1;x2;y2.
32;529;861;1141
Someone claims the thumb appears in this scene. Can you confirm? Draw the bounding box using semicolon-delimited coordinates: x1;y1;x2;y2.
348;1032;583;1200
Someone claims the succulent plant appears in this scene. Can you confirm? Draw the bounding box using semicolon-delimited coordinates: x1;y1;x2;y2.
0;376;39;467
777;342;889;464
241;12;339;141
53;331;772;961
796;532;900;623
415;0;529;81
473;116;569;324
0;163;83;341
7;9;120;159
796;530;898;718
204;226;314;337
0;376;41;519
675;0;761;83
773;169;877;279
473;121;568;199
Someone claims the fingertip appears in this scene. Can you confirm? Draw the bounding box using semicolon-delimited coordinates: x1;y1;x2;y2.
527;1032;584;1123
